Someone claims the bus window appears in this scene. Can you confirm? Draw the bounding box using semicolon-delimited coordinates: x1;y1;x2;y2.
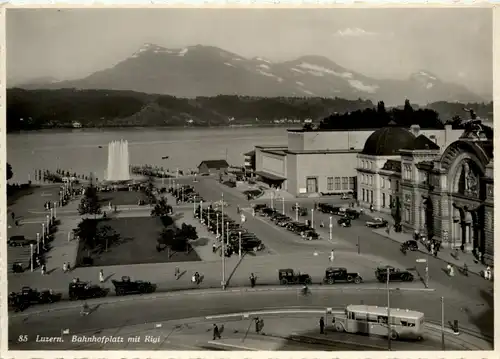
367;314;378;323
400;320;416;327
377;316;388;324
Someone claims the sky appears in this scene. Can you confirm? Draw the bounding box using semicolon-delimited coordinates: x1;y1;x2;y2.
7;8;493;97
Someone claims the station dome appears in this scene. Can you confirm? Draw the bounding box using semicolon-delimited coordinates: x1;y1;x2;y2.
361;127;416;156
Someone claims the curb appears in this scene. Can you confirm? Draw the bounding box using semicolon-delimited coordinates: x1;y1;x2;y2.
372;230;488;278
9;285;435;318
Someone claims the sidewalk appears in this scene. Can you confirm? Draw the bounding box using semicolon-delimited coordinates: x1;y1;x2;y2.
7;250;422;294
372;228;489;278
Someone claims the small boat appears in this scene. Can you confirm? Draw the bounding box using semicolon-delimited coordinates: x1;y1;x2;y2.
162;156;169;159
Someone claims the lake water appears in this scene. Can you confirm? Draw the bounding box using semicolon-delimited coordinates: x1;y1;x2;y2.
7;127;288;183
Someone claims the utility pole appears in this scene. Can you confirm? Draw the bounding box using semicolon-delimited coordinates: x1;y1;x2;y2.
441;296;445;350
295;203;299;221
387;267;391;350
282;198;285;215
329;216;332;241
221;193;226;290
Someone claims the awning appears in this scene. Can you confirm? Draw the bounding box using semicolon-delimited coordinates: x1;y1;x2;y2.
255;171;286;181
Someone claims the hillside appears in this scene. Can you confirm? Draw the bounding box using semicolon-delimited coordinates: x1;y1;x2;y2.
6;88;493;132
17;44;486;105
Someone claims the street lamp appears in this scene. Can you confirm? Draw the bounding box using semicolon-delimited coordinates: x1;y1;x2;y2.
30;244;34;272
311;209;314;229
226;222;230;248
271;191;274;209
200;201;203;222
41;223;45;244
46;214;50;229
207;206;211;228
281;197;285;215
238;231;242;258
329;216;333;241
387;267;392;350
193;195;197;214
53;202;57;218
216;213;219;239
295;202;299;221
441;296;445;350
36;233;40;254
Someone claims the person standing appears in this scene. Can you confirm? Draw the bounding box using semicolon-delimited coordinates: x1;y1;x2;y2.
250;273;256;288
175;266;180;279
329;249;335;263
99;269;104;283
319;317;325;334
41;264;46;275
213;324;221;340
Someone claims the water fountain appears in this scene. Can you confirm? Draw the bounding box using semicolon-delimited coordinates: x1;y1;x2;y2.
106;140;131;181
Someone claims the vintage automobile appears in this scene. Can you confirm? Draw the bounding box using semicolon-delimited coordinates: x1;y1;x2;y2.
278;268;312;285
291;205;309;216
401;240;419;251
302;230;319;240
68;281;108;300
111;276;157;296
338;217;351;227
366;218;389;228
8;235;37;247
344;208;360;219
317;203;334;213
253;204;268;213
375;266;414;282
8;287;61;311
323;267;363;284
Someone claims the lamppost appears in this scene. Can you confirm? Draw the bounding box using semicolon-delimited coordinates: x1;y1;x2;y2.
207;206;211;228
238;231;242;258
226;222;230;247
311;209;315;229
271;191;274;209
441;296;445;350
53;202;57;218
281;197;285;215
41;223;45;247
36;233;40;254
386;267;392;350
200;200;203;222
30;244;34;272
193;195;197;214
216;213;219;239
329;216;333;241
295;202;299;221
46;215;50;229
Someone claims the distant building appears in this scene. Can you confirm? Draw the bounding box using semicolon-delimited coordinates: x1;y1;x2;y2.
254;124;463;196
243;150;256;175
197;160;229;175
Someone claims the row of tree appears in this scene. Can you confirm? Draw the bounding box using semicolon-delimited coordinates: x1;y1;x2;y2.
7;88;492;131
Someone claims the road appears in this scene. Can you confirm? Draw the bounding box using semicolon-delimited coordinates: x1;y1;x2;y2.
181;178;492;305
9;289;492;350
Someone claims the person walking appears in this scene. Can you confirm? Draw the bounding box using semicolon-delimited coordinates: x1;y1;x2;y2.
99;269;104;283
329;249;335;263
212;324;221;340
175;266;180;279
249;273;256;288
255;317;261;333
319;317;325;334
63;262;67;273
41;264;46;276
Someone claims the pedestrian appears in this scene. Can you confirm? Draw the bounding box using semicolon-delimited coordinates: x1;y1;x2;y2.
250;273;256;288
329;249;335;263
99;269;104;283
175;266;180;279
212;242;217;253
67;262;71;272
212;324;221;340
63;262;67;273
320;221;324;228
430;243;434;254
11;212;15;220
255;317;261;333
41;264;46;275
485;266;492;280
319;316;325;334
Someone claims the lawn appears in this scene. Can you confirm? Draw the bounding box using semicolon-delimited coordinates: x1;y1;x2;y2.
98;189;149;206
74;216;201;267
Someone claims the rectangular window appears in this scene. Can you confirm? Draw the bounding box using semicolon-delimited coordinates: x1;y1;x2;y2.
388;179;391;189
370;190;374;203
335;177;341;191
349;177;355;190
382;193;386;207
370;176;374;186
396;181;399;192
362;189;365;202
342;177;348;190
327;177;334;191
405;208;411;223
390;195;393;207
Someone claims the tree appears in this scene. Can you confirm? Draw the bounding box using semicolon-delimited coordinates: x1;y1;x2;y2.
377;101;386;114
78;184;102;217
74;218;116;251
404;99;413;113
6;163;13;181
180;223;198;240
390;196;402;227
151;197;171;217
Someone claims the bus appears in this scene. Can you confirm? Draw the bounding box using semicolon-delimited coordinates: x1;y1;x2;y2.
332;304;425;341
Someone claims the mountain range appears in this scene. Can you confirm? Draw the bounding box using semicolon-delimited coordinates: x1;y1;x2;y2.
15;44;486;105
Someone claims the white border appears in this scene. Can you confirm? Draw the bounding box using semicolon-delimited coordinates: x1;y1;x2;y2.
1;4;498;359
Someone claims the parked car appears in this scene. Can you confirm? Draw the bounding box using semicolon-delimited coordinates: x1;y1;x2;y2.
366;218;389;228
69;281;108;300
323;267;362;284
303;230;319;240
375;266;414;282
402;240;419;251
345;208;360;219
8;235;36;247
8;287;61;311
111;276;157;296
291;205;309;216
278;268;312;285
